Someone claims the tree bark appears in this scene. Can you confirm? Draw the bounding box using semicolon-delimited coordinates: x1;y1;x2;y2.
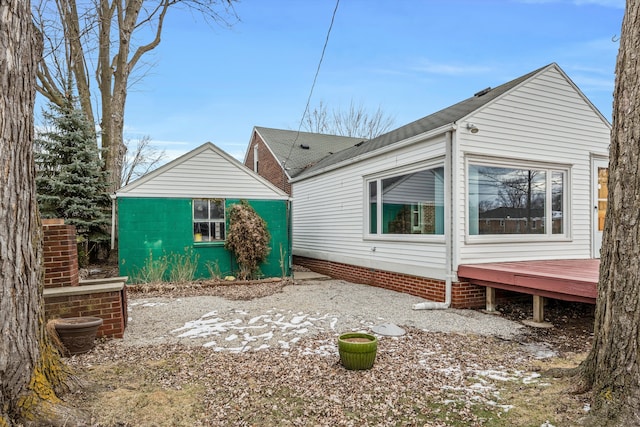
578;1;640;425
0;1;44;421
0;1;80;425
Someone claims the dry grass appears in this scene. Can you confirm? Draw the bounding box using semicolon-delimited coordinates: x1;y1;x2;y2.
63;273;595;426
64;330;591;426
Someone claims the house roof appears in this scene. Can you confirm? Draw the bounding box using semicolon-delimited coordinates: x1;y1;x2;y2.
252;126;363;178
293;63;610;180
116;142;290;200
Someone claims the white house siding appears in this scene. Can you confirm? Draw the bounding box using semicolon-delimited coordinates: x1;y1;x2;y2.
117;144;288;200
454;66;610;267
292;136;449;280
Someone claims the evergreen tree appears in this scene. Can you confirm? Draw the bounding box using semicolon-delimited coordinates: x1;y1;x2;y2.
35;99;110;260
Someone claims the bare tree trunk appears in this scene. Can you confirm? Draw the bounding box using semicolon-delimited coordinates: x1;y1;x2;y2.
0;2;44;421
0;2;80;425
60;0;95;127
99;0;167;192
578;1;640;425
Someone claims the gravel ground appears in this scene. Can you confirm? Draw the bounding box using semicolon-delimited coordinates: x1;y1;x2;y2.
64;275;593;426
121;278;524;351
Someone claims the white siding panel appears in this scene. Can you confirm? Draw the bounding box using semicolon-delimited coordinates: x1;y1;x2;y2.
293;136;449;280
456;66;610;266
118;144;288;200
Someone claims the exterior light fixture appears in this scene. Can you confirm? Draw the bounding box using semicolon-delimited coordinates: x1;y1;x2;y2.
467;123;479;134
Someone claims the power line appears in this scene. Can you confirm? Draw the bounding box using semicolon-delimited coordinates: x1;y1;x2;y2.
283;0;340;170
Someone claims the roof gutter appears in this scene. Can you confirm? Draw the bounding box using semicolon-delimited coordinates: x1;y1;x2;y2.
290;123;455;183
414;128;456;310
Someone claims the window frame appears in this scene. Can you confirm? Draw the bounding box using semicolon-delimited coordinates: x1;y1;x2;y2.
193;198;226;244
364;159;446;242
465;156;571;244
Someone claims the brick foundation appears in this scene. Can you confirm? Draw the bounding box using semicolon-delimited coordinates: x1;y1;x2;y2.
43;219;79;288
294;256;486;309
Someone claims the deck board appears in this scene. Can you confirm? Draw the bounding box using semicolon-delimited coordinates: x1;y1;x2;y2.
457;259;599;304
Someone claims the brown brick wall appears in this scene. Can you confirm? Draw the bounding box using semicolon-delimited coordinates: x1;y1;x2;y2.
43;221;79;289
245;132;292;195
294;256;486;309
44;288;127;339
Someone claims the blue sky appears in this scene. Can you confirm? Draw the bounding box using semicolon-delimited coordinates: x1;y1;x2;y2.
121;0;624;162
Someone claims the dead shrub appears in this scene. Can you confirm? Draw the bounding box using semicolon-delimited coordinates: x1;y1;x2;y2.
224;201;271;279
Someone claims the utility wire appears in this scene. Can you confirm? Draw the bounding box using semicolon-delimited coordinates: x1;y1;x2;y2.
283;0;340;170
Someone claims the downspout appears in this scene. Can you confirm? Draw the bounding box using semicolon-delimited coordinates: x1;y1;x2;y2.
110;193;117;250
414;129;455;309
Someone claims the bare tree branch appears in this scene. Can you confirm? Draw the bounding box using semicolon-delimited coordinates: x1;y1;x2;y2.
120;135;166;187
34;0;238;192
302;99;395;139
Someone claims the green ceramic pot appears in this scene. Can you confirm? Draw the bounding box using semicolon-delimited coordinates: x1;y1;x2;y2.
338;332;378;370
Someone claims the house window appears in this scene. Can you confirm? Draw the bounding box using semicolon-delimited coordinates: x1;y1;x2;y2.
193;199;225;242
253;144;259;172
367;165;445;236
468;162;566;236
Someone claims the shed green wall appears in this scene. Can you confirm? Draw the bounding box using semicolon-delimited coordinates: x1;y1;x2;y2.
118;197;290;282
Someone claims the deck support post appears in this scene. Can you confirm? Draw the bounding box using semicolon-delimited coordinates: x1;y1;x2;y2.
486;287;496;312
533;295;544;323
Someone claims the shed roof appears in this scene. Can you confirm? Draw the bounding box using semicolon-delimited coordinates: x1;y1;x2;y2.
252;126;363;178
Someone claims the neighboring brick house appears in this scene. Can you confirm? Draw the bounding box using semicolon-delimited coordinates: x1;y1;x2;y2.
243;126;362;195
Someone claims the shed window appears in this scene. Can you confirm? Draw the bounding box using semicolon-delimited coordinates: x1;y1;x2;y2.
367;165;445;236
193;199;225;242
468;163;566;236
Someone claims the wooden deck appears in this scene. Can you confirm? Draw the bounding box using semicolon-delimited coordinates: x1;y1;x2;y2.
458;259;599;304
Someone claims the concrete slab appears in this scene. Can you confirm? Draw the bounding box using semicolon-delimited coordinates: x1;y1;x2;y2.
372;323;406;336
293;271;332;281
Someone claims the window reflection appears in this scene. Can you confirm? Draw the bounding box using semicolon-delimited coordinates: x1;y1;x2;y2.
368;167;444;235
193;199;225;241
468;165;564;235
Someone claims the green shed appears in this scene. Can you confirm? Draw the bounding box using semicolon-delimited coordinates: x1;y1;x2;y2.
115;142;291;282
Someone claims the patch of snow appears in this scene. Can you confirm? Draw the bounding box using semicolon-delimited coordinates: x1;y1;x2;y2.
167;308;344;353
130;301;168;308
248;315;267;324
522;372;541;384
291;314;307;324
330;318;338;330
522;342;558;359
476;370;516;382
201;310;218;318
